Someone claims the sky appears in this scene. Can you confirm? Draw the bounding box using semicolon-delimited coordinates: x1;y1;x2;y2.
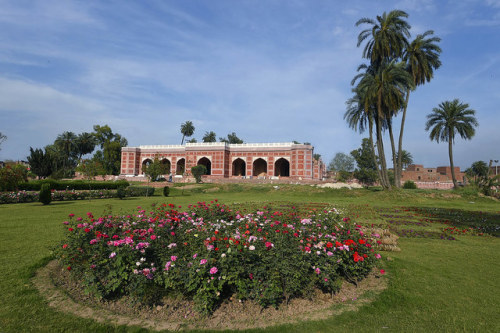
0;0;499;170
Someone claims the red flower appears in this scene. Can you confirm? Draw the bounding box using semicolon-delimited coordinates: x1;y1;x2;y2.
326;242;333;248
62;244;68;249
68;228;74;232
67;266;71;271
380;269;385;275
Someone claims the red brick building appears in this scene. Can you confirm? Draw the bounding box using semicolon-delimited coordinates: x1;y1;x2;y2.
120;142;326;180
401;164;466;184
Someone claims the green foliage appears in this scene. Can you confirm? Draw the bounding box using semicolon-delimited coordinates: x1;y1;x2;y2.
191;165;207;183
219;132;243;144
403;180;417;189
116;186;127;200
337;170;353;182
163;186;170;197
0;164;28;191
76;159;106;181
180;121;195;145
202;131;217;143
18;179;129;191
27;147;53;179
329;152;355;172
143;157;168;182
126;186;155;197
351;138;377;170
39;184;52;205
92;125;128;175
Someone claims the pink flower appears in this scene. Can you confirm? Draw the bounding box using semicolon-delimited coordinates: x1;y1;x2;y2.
109;252;116;258
375;253;382;259
380;269;385;275
315;267;321;275
209;267;218;275
171;255;177;262
200;259;207;265
150;235;157;240
68;214;75;218
265;242;274;249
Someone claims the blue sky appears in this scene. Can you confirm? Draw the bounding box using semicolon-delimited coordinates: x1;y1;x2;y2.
0;0;499;170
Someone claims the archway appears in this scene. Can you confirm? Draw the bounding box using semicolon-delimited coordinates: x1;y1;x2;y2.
274;158;290;177
232;158;246;176
253;158;267;177
161;158;171;175
141;158;153;174
197;157;211;175
176;158;185;175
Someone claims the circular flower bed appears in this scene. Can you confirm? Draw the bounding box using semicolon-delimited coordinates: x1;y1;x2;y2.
55;201;382;315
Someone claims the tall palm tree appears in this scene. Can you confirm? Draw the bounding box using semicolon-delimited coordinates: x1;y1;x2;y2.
180;121;195;145
395;30;442;186
353;61;413;189
356;10;411;66
425;99;478;189
75;132;96;161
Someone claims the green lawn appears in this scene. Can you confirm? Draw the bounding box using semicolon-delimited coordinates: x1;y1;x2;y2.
1;184;499;332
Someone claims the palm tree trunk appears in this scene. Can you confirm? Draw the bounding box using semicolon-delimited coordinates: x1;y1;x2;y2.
448;134;457;189
181;135;185;145
369;119;383;185
388;119;398;188
376;94;390;189
396;89;411;188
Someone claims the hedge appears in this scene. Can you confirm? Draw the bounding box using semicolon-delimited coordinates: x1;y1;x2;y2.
18;179;130;191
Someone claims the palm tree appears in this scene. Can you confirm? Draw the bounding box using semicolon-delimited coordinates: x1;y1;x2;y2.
75;132;96;161
396;30;442;186
352;61;413;189
202;131;217;143
356;10;411;66
396;150;413;169
425;99;478;189
180;121;195;145
55;131;78;172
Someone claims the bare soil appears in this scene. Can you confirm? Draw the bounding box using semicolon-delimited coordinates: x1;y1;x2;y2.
33;260;387;331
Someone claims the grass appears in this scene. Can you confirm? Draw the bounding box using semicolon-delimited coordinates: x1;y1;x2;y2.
0;185;499;332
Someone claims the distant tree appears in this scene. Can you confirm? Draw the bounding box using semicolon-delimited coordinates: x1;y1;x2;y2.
313;154;321;161
76;159;105;181
180;121;195;145
27;147;52;179
0;164;28;191
143;157;168;182
202;131;217;143
187;138;198;143
351;138;379;186
75;132;96;160
54;131;78;174
328;153;355;172
219;132;243;144
396;150;413;169
191;165;207;183
92;125;128;175
425;99;478;189
0;132;6;151
465;161;490;186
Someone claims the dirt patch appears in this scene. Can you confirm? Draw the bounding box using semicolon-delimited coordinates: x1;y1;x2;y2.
34;261;387;331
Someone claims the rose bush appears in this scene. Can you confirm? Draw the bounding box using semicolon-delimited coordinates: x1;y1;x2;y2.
55;201;382;314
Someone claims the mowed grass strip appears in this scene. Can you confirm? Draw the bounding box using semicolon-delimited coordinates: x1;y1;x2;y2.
0;185;499;332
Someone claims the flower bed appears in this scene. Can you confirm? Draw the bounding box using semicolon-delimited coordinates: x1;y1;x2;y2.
55;201;382;315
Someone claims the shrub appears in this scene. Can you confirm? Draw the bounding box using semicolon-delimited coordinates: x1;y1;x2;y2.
126;186;155;197
163;186;170;197
39;184;52;205
403;180;417;189
0;165;28;191
18;180;129;191
55;202;380;315
191;165;207;183
116;186;127;200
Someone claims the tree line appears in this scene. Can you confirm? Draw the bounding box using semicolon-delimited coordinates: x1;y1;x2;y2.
27;125;127;179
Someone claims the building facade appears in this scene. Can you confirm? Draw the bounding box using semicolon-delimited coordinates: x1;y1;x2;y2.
401;164;465;183
120;142;326;180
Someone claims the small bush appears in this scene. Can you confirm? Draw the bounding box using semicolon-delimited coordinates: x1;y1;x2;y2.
191;165;207;183
126;186;155;197
39;184;52;205
117;186;127;200
163;186;170;197
403;180;417;189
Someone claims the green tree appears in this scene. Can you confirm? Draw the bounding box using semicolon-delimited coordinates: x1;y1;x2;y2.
202;131;217;143
396;30;441;186
396;150;414;169
27;147;53;179
313;154;321;161
180;121;195;145
75;132;96;161
143;157;168;182
92;125;128;175
191;165;207;183
0;164;28;191
187;138;198;143
54;131;78;175
425;99;478;189
350;138;379;186
328;153;355;172
76;159;105;181
219;132;243;144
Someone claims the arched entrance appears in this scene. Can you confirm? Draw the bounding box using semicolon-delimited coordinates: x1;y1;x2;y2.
161;158;171;175
141;158;153;174
197;157;211;175
232;158;246;176
176;158;185;175
274;158;290;177
253;158;267;177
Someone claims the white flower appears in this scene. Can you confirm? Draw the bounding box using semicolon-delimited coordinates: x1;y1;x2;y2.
249;245;255;251
136;262;141;266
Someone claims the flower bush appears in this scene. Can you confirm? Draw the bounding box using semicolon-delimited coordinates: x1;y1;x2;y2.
55;201;381;315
